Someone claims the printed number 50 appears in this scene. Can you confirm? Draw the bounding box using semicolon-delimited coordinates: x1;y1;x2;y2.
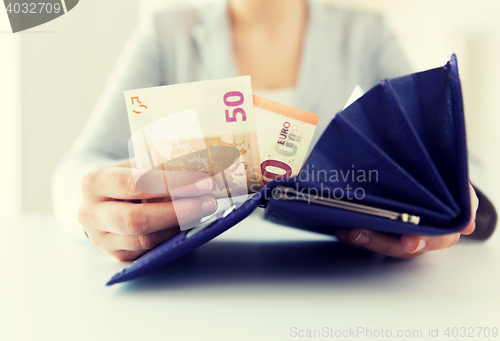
224;91;247;122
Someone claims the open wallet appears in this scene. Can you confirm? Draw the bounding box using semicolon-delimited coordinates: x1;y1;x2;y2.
107;54;476;286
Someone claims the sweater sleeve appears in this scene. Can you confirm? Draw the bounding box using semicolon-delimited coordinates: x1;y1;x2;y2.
373;14;413;81
51;15;165;240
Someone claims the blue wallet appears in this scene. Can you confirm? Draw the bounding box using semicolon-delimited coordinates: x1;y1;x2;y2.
107;55;470;286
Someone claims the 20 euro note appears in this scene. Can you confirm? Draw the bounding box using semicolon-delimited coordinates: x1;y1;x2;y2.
253;95;319;183
124;76;263;230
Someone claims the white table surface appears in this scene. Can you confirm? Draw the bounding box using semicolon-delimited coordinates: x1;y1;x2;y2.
1;211;499;341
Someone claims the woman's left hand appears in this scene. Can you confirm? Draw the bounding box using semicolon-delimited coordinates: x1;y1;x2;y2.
335;183;479;259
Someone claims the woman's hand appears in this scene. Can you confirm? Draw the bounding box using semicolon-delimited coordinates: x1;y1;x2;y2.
77;160;218;261
335;183;479;259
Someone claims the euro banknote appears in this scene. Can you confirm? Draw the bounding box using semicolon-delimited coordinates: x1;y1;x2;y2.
124;76;263;200
253;95;319;184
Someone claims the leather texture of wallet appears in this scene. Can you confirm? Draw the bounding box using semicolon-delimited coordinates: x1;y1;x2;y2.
107;55;471;286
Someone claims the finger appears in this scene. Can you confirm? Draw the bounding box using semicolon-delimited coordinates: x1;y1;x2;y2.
342;229;420;258
96;196;218;235
134;168;216;197
462;183;479;235
99;227;180;252
108;250;147;262
83;166;214;200
83;227;149;261
335;229;365;250
461;218;476;236
401;233;460;253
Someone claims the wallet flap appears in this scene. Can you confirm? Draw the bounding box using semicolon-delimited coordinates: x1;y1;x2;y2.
383;55;468;212
266;55;471;235
340;82;458;212
106;184;275;285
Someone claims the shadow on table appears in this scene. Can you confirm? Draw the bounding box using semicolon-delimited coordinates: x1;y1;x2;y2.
116;240;421;293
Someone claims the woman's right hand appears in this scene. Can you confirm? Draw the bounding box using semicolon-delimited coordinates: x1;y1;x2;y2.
77;159;218;261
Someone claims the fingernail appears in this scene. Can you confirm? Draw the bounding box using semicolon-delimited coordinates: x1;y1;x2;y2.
201;197;217;215
412;239;426;253
352;230;370;245
195;177;213;192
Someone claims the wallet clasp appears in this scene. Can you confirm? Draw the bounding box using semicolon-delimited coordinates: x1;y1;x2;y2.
272;186;421;225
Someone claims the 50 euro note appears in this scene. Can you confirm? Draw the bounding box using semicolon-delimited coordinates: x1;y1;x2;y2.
124;77;263;231
253;95;319;183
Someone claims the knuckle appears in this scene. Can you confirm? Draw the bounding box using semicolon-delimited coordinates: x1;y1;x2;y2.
124;172;141;198
92;238;103;249
77;204;97;230
136;234;157;250
88;233;103;249
76;206;88;226
122;207;145;235
80;171;97;194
